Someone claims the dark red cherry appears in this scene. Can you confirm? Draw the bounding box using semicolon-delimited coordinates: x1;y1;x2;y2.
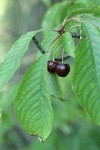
47;60;58;73
56;63;70;77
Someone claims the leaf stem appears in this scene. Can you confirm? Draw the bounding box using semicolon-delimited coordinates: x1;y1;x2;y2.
63;18;80;29
62;49;64;64
64;25;81;33
46;34;62;52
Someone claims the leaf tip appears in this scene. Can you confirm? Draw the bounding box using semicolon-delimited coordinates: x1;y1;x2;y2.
31;130;52;143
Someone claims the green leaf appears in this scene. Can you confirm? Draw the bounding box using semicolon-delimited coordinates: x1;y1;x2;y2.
14;54;53;142
75;0;100;6
41;1;70;54
41;31;57;51
48;73;64;101
0;30;43;90
38;42;64;101
89;0;100;5
73;23;100;124
62;32;75;57
46;45;64;101
42;1;71;28
81;14;100;27
67;3;100;17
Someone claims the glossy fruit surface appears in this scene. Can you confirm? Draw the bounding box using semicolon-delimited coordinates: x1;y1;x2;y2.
47;60;58;73
56;63;70;77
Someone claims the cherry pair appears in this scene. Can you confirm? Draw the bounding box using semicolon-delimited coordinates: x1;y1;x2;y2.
47;60;70;77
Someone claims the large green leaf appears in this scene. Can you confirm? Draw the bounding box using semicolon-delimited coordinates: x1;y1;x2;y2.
0;30;43;90
73;23;100;124
14;54;53;142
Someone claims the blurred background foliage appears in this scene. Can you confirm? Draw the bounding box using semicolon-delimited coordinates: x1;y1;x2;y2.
0;0;100;150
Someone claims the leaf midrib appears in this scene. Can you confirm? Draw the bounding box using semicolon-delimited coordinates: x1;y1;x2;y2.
37;56;49;135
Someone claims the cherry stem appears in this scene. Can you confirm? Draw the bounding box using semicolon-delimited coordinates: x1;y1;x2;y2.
54;44;63;56
64;25;81;33
33;24;81;56
62;18;80;29
32;36;71;61
55;55;70;61
33;18;81;61
44;18;80;34
46;34;62;52
53;44;63;61
62;49;64;64
46;23;77;57
44;28;59;33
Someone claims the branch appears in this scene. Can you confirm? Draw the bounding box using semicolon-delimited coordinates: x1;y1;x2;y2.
32;36;45;54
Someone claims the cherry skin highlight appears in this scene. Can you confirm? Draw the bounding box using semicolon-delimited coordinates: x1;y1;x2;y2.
56;63;70;77
47;60;58;73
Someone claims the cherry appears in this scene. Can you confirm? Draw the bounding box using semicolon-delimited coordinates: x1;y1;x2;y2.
56;63;70;77
47;60;58;73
